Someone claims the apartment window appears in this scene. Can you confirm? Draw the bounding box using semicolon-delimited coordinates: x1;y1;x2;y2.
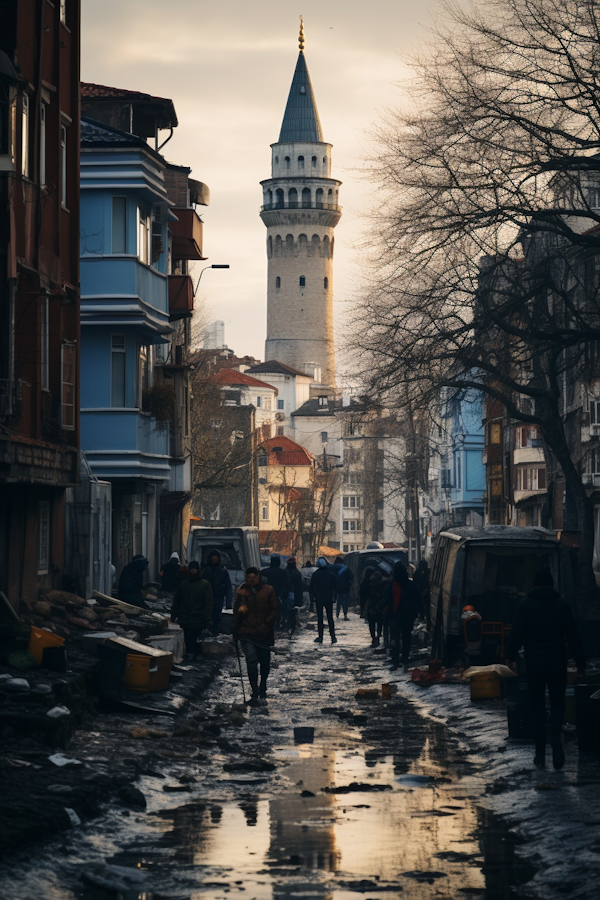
256;395;262;408
516;426;538;448
60;0;67;25
590;400;600;425
138;207;150;264
318;395;327;407
277;399;284;410
321;431;328;443
589;188;600;210
342;496;360;509
299;276;306;287
111;334;126;407
61;342;76;429
343;521;349;532
37;501;50;575
516;467;546;491
21;93;30;177
60;124;67;205
112;197;127;253
324;277;328;289
261;503;269;521
589;449;600;474
275;276;281;290
258;450;268;467
41;297;49;390
40;102;46;186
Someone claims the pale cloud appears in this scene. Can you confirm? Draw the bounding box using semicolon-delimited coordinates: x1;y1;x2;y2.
81;0;435;360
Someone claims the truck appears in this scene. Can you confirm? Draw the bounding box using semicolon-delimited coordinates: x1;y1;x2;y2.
187;526;261;600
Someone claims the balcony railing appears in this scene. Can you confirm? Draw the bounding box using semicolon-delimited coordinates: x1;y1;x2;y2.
168;274;194;319
261;201;341;213
169;208;205;260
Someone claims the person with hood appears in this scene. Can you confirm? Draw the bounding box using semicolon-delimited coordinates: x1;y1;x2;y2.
159;551;181;595
380;562;422;670
170;561;213;660
285;557;304;635
118;554;149;608
232;566;280;705
309;557;338;644
335;560;354;620
202;549;233;636
507;566;585;770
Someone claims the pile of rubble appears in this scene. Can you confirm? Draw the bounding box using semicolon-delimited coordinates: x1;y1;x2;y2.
19;589;134;640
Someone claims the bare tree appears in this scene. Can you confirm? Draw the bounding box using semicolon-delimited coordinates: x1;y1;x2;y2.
356;0;600;610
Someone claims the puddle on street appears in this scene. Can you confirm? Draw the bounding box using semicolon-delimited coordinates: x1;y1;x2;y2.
99;741;531;900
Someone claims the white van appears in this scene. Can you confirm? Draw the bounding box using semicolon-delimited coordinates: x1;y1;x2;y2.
187;526;261;600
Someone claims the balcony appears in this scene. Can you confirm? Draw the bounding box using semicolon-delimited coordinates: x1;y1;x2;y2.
261;200;341;213
168;274;194;320
169;208;205;260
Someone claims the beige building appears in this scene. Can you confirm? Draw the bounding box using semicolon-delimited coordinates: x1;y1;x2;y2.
259;26;341;389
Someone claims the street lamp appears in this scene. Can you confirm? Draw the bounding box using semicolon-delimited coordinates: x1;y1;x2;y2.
194;264;230;296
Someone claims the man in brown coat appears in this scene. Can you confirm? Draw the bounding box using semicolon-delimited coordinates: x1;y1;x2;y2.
231;566;280;706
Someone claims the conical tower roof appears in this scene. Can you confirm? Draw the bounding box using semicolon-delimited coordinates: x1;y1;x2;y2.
278;51;323;143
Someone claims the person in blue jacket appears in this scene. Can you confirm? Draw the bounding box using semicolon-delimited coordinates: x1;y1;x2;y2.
334;558;354;620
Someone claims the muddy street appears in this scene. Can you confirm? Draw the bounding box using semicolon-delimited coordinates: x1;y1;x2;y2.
0;617;596;900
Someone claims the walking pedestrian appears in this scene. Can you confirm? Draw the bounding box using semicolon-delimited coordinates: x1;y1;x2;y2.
361;566;383;647
335;560;354;619
232;566;280;706
413;559;431;624
370;567;390;649
159;551;180;595
506;566;585;770
201;549;232;636
261;555;289;627
170;561;213;660
381;562;422;671
285;557;304;635
359;566;374;618
118;554;149;608
309;557;338;644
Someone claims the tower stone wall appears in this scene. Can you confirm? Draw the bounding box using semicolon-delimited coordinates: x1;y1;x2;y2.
260;47;340;387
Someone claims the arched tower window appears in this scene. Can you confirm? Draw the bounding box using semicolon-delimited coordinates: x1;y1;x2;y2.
285;156;290;169
298;233;308;254
302;187;311;209
324;276;328;289
275;155;279;165
286;234;295;255
275;188;284;209
312;156;317;168
315;188;323;209
275;235;282;257
266;189;272;209
327;188;333;206
299;276;306;287
298;155;304;170
311;234;320;257
322;156;327;172
267;236;273;258
288;188;298;209
323;235;330;258
276;276;281;290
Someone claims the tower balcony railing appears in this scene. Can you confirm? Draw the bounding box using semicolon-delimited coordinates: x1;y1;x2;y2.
261;200;341;213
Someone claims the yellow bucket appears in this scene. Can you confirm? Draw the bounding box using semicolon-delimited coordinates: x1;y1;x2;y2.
470;671;501;700
28;627;65;665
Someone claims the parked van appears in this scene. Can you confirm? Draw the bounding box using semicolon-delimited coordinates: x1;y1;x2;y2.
342;547;409;604
429;526;574;666
187;526;261;599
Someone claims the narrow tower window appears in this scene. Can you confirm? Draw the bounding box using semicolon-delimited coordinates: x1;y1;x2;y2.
315;188;323;209
275;155;279;165
324;277;328;289
299;276;306;288
276;276;281;289
285;156;290;169
288;188;298;209
302;187;311;208
298;155;304;169
275;189;284;209
312;156;317;167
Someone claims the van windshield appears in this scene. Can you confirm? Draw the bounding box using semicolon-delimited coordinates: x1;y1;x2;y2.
191;540;242;572
464;544;557;621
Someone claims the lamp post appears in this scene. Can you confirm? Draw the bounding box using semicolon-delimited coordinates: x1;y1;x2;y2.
194;264;230;296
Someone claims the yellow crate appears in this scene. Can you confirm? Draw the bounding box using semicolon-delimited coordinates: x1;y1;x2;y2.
124;652;172;692
470;671;501;700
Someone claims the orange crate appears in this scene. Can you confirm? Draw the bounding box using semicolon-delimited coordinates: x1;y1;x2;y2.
124;652;172;692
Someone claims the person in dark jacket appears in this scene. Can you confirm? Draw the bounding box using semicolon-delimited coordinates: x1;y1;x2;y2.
370;568;390;649
413;559;431;624
360;566;382;647
118;555;149;608
170;561;213;660
232;567;280;705
261;555;289;601
507;566;585;770
380;562;422;670
309;557;338;644
159;551;180;594
202;549;233;636
335;562;354;620
285;558;304;635
359;566;374;617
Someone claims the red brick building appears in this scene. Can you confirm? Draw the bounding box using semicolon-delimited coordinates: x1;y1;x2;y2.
0;0;80;605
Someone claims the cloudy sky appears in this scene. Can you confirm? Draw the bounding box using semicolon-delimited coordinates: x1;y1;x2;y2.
81;0;437;364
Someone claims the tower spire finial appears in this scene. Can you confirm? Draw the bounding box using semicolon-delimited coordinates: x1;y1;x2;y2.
299;15;305;52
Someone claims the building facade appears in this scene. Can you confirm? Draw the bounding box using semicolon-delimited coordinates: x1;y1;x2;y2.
0;0;80;605
259;24;341;388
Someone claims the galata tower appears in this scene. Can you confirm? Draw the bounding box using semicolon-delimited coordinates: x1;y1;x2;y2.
260;20;341;388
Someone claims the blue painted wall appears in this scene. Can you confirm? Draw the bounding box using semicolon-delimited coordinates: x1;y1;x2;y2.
450;391;485;512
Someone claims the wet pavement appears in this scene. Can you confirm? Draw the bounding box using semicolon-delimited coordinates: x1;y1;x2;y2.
0;615;597;899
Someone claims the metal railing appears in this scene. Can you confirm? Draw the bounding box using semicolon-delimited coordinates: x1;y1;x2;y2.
261;201;341;213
